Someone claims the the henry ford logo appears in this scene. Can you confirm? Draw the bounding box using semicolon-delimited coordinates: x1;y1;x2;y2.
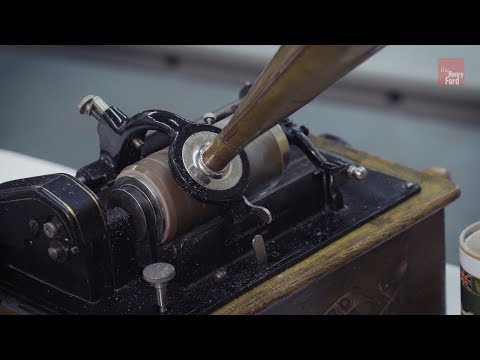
438;58;465;86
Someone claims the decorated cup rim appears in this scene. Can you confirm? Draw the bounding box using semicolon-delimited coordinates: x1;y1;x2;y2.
460;221;480;261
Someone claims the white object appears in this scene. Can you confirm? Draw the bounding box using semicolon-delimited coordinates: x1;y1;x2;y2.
0;149;75;183
459;222;480;277
458;221;480;315
446;263;460;315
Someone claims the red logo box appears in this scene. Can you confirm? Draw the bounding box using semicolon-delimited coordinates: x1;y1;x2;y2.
438;58;465;86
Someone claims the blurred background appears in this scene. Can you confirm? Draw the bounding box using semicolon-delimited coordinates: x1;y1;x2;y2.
0;45;478;265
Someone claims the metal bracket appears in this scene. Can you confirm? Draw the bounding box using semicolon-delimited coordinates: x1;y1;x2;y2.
243;196;272;224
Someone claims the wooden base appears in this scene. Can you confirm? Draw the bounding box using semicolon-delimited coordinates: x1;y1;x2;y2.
261;210;445;314
212;135;460;314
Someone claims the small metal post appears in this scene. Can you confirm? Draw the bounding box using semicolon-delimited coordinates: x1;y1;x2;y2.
143;262;176;313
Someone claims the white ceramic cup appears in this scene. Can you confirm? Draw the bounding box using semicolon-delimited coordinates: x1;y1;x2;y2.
459;221;480;315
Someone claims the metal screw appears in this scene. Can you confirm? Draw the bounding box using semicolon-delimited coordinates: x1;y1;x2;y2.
214;268;227;281
143;262;176;313
29;219;39;237
43;221;60;239
77;95;109;121
132;137;144;149
347;165;368;180
48;241;68;263
404;182;415;189
203;112;216;125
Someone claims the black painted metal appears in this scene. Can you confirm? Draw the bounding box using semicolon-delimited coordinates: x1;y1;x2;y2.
104;156;418;315
142;83;252;156
0;147;419;314
77;106;252;205
105;207;137;289
0;94;420;314
0;174;108;302
76;159;117;193
92;151;419;315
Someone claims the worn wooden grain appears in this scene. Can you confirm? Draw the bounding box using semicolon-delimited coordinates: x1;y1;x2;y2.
213;135;460;314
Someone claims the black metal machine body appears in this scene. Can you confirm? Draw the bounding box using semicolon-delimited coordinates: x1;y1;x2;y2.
0;89;420;314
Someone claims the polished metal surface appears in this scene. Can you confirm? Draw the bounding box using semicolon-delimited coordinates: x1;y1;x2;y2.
143;262;176;283
347;164;368;180
195;98;243;124
182;130;243;191
216;117;289;197
77;94;109;120
252;234;267;265
202;112;216;125
202;45;384;172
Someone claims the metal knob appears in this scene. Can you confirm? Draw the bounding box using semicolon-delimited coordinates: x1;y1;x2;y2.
47;240;68;263
143;262;175;313
77;95;109;121
43;218;62;239
43;222;59;238
347;165;368;180
203;112;217;125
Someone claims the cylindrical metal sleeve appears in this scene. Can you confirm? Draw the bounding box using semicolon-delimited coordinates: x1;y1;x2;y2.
202;45;384;172
114;123;289;244
216;118;289;198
